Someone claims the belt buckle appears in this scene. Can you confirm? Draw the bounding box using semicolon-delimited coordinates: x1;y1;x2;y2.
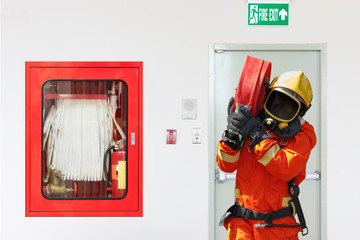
242;208;251;219
302;227;309;236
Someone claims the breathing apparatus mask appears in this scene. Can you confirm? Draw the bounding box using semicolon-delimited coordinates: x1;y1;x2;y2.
261;71;313;131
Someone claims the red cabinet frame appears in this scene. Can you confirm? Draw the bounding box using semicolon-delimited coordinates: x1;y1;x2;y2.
25;62;143;217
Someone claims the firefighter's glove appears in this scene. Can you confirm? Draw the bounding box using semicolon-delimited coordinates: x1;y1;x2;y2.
222;129;242;151
236;106;273;150
226;97;249;135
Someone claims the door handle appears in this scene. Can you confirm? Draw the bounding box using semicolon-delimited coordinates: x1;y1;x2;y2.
215;169;320;183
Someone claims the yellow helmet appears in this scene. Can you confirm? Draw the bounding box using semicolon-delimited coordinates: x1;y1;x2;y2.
264;71;313;123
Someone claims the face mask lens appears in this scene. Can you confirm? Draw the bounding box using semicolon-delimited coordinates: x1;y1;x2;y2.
265;91;299;121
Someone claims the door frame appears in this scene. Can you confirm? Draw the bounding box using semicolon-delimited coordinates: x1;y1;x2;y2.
208;44;327;239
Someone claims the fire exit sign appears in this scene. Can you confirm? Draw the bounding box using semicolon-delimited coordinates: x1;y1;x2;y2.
248;2;289;26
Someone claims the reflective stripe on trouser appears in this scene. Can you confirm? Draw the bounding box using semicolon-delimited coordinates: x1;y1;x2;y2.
225;217;300;240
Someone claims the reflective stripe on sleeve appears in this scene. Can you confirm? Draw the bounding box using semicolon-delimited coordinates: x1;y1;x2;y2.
258;144;280;166
217;147;240;163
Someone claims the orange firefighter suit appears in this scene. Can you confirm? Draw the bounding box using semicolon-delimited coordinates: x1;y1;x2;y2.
217;121;316;240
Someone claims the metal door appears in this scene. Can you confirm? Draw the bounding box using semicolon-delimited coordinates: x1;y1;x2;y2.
209;44;327;240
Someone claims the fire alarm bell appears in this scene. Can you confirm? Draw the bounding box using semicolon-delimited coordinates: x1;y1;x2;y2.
166;129;177;144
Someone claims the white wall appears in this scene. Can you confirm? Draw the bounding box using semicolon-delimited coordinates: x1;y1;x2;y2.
1;0;359;239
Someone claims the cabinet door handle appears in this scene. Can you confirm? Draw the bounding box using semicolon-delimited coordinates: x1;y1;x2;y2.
131;132;136;145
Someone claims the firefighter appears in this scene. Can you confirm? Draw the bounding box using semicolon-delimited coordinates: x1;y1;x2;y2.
217;71;317;240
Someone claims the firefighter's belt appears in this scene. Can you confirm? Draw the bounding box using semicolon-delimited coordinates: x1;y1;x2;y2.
219;178;308;236
219;201;295;227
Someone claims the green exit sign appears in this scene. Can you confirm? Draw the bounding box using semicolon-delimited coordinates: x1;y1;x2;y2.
248;2;289;26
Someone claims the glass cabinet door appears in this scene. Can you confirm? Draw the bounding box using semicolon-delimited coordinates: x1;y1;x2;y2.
42;80;128;199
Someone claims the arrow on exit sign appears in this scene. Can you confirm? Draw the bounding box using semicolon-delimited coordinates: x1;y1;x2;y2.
248;2;289;26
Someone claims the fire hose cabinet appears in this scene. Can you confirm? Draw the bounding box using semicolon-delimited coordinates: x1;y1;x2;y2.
25;62;143;217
